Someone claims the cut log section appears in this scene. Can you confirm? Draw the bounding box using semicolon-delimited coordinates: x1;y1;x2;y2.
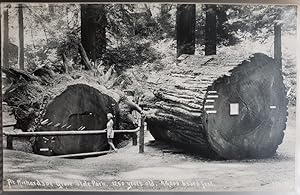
142;53;288;159
3;68;132;156
33;84;119;155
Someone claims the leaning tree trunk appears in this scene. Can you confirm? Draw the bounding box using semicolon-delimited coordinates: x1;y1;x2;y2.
3;68;129;156
142;53;288;159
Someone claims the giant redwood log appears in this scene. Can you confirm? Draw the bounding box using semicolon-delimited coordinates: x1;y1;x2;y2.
142;53;288;159
3;68;132;156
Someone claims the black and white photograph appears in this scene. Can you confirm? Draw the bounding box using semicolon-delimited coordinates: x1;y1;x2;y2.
1;2;298;191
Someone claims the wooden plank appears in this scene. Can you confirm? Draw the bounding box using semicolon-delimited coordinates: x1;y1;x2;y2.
206;110;217;114
204;105;214;109
207;91;217;94
207;95;219;98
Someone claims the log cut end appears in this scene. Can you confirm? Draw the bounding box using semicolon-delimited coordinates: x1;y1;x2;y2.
34;84;120;155
203;53;287;159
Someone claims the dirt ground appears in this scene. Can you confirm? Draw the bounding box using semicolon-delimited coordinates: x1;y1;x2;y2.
2;106;296;192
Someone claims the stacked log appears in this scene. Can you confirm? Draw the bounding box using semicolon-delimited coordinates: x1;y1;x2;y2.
142;53;288;159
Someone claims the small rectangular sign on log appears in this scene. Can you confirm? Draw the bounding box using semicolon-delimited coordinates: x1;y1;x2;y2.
230;103;239;115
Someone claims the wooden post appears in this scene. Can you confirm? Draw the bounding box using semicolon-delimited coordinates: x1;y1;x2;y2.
274;23;282;68
132;132;137;146
7;136;13;149
131;106;138;146
139;116;145;153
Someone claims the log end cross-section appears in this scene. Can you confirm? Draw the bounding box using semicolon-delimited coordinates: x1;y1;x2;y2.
34;84;120;155
202;53;287;159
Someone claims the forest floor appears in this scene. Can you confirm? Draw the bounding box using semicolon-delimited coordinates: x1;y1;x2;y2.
2;105;296;191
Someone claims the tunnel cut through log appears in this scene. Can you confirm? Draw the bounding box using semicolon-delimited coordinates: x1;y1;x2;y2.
143;53;288;159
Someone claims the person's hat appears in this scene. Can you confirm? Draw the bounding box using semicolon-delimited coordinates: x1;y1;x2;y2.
107;113;113;119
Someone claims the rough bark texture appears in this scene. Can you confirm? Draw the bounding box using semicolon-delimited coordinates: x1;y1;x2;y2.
274;23;282;67
142;53;288;159
81;4;107;62
3;68;133;155
18;4;24;70
176;4;196;57
205;5;217;56
3;7;9;68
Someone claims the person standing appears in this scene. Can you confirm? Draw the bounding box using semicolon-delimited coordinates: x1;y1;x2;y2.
106;113;117;152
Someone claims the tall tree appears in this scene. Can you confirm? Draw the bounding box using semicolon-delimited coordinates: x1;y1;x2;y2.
18;4;24;70
205;5;217;55
81;4;107;64
176;4;196;57
274;23;282;67
3;5;9;68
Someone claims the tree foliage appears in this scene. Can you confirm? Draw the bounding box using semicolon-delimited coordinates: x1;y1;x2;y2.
225;5;297;41
4;3;297;74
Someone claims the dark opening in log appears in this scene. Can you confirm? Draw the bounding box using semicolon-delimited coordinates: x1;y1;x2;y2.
142;53;288;159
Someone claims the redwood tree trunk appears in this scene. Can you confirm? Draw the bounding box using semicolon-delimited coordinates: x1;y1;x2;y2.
205;5;217;56
274;23;282;68
3;7;9;68
176;4;196;57
81;4;107;63
18;4;24;70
